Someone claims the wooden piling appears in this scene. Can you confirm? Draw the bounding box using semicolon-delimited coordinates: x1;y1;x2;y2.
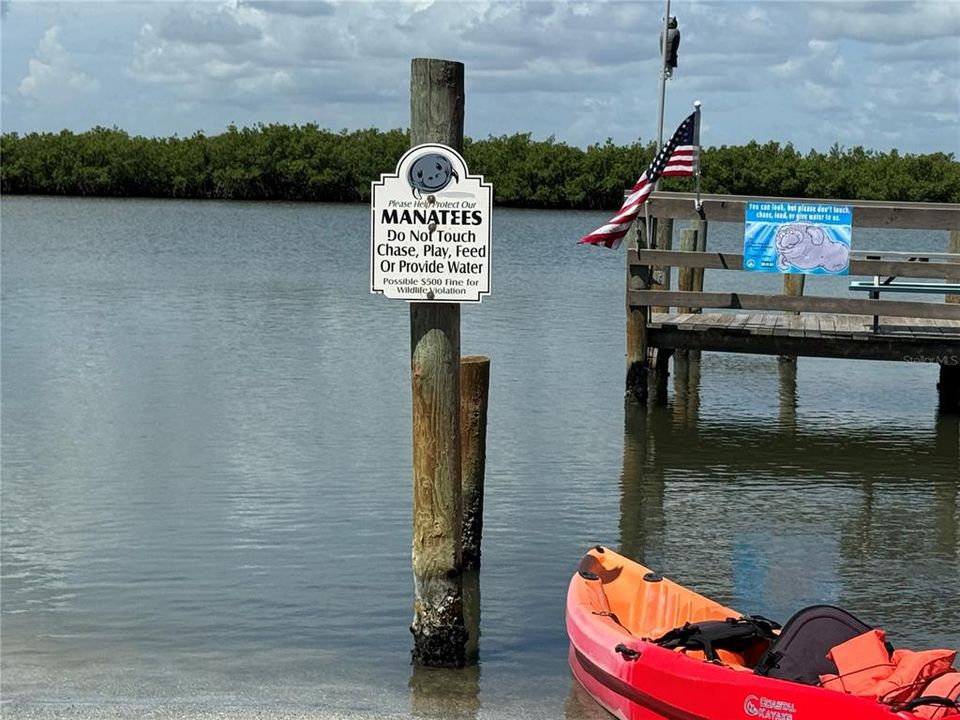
693;217;708;293
409;57;467;668
677;227;698;314
949;230;959;305
784;274;806;303
460;356;489;572
779;273;805;364
651;218;674;315
778;358;799;430
626;220;651;404
691;218;708;363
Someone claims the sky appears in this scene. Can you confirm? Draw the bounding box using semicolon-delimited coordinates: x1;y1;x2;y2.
1;0;959;155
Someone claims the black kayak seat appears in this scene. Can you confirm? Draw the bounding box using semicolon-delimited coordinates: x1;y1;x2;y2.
754;604;879;685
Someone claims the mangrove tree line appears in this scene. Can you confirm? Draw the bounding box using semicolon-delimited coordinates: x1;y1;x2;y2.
2;124;957;206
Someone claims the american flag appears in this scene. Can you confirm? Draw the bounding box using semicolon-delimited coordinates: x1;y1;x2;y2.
578;111;699;249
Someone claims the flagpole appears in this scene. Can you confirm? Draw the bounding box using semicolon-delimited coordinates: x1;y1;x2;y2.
656;0;672;156
693;100;702;211
649;0;672;248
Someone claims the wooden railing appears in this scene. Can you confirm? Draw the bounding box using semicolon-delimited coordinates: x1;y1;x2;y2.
645;192;960;230
628;249;960;322
623;193;960;405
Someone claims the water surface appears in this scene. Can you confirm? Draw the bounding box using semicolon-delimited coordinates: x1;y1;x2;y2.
2;197;957;718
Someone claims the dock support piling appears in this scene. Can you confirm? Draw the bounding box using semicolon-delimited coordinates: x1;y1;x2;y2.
677;227;698;314
690;219;707;362
460;356;489;572
626;220;652;404
409;57;467;668
949;230;959;305
651;218;674;315
779;273;805;364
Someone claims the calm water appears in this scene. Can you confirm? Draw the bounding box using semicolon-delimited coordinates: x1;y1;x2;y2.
2;197;957;718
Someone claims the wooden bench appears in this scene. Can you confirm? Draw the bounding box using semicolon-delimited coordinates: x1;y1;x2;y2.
848;260;960;332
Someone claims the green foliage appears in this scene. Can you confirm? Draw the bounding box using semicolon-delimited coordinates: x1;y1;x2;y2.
2;125;957;205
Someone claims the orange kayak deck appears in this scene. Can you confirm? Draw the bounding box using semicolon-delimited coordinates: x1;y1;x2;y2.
566;546;953;720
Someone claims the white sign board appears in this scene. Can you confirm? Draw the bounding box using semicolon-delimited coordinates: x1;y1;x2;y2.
371;144;492;303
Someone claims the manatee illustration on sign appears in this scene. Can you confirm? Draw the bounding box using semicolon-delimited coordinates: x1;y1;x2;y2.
743;202;851;275
370;143;492;303
775;223;849;273
407;153;459;198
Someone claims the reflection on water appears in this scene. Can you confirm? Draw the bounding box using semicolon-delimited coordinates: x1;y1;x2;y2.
409;665;480;720
619;356;959;649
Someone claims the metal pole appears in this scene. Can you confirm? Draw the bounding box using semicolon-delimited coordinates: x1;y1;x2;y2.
655;0;672;154
648;0;672;246
693;100;702;209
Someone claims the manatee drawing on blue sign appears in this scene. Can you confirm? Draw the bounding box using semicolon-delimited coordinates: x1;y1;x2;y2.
743;202;852;275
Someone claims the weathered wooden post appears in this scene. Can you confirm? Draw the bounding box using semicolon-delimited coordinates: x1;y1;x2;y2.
409;57;467;667
677;226;698;314
778;356;799;429
460;355;490;571
626;220;652;403
948;230;959;305
651;218;674;315
938;231;959;412
783;274;806;304
689;217;707;362
694;217;709;281
779;273;805;364
672;340;701;428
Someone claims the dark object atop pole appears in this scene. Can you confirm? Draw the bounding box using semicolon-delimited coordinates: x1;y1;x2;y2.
660;16;680;72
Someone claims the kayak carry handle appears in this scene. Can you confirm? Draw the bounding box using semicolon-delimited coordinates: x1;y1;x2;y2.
895;696;959;713
615;643;641;661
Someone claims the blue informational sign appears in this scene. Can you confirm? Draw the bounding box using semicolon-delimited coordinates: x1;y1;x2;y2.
743;202;852;274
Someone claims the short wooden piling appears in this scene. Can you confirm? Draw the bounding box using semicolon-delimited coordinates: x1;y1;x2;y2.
778;358;799;430
694;217;708;291
677;227;698;314
690;219;707;362
626;220;651;404
651;218;674;315
460;356;489;572
949;230;960;305
409;57;467;668
784;274;806;302
779;274;805;364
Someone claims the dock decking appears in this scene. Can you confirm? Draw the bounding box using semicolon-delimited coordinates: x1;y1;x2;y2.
649;312;960;361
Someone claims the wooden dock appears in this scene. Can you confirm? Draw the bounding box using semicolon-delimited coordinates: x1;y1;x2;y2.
625;193;960;411
649;312;960;361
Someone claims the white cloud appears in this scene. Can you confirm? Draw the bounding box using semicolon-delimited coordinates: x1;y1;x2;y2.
810;1;960;44
239;1;335;17
1;0;957;153
771;58;804;79
17;26;100;104
159;4;262;45
802;79;843;111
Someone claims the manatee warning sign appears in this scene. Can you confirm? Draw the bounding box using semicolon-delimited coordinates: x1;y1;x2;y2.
371;144;492;303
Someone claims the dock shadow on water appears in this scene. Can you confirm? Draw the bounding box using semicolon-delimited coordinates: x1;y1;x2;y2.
617;356;958;650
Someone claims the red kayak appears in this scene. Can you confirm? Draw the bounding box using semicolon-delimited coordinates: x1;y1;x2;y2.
566;546;959;720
